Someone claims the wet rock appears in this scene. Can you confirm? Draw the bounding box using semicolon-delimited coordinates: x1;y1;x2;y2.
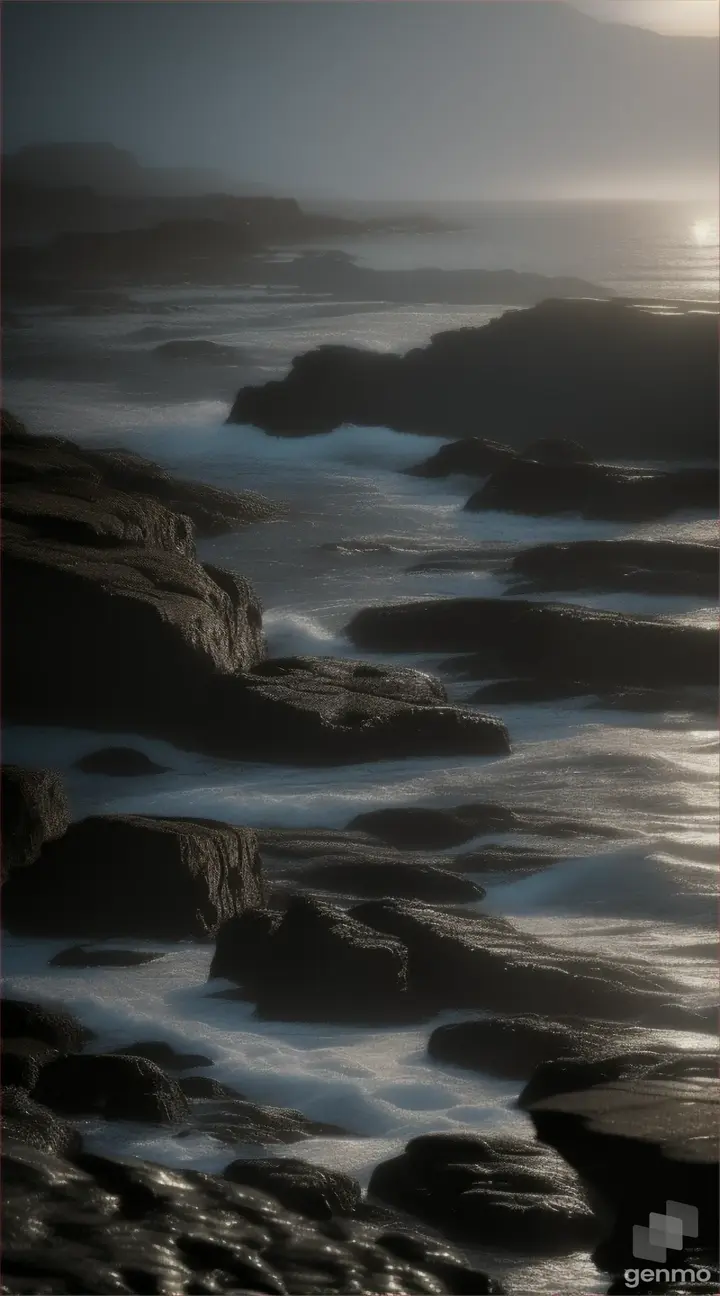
1;998;93;1053
520;438;592;464
1;1039;59;1090
35;1053;190;1124
470;678;590;704
293;858;484;904
2;815;265;939
351;901;685;1026
224;1157;361;1220
348;805;515;849
49;946;163;968
109;1040;213;1071
1;766;69;882
219;657;510;765
517;1052;665;1109
369;1130;595;1251
228;299;719;462
186;1100;348;1147
427;1015;600;1080
178;1076;243;1100
347;598;717;689
407;439;516;479
2;1089;82;1157
528;1077;720;1280
209;908;281;984
3;1141;495;1293
466;459;718;520
214;897;412;1023
73;747;170;776
510;538;719;597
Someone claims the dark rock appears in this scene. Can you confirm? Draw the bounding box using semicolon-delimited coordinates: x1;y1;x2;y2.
216;897;412;1023
466;459;718;521
347;598;717;689
185;1099;348;1147
294;858;484;904
220;656;510;765
589;685;718;715
2;1089;82;1157
407;439;516;479
452;845;559;874
153;340;242;363
34;1053;190;1124
1;1039;59;1090
351;901;687;1026
209;908;281;984
427;1015;599;1080
528;1077;720;1279
73;747;170;776
2;815;265;939
49;946;163;968
1;766;69;882
517;1052;666;1109
228;300;718;462
223;1157;361;1220
1;999;93;1052
4;1141;497;1293
348;805;515;849
510;538;719;598
520;438;592;464
109;1040;213;1071
470;677;591;704
369;1131;595;1251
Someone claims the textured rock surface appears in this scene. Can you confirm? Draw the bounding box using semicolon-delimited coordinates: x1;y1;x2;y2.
228;300;719;460
34;1053;191;1125
73;747;170;776
1;998;94;1053
1;765;69;882
510;539;719;598
407;438;516;479
2;815;265;939
2;1090;83;1158
1;1143;505;1294
348;598;717;688
369;1131;596;1251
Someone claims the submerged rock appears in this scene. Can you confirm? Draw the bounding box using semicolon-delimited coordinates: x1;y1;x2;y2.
152;339;243;363
369;1130;596;1251
228;299;718;461
347;598;717;688
293;858;484;904
1;765;69;882
73;747;170;776
2;1142;502;1293
2;814;265;939
348;805;515;849
183;1098;348;1146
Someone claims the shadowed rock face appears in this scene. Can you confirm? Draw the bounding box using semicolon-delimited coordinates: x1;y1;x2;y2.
0;766;69;882
1;815;265;940
347;598;717;689
466;458;718;520
508;539;719;598
1;1142;505;1294
228;300;719;461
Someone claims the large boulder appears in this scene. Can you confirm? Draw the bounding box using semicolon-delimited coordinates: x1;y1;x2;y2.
520;438;592;464
212;897;413;1023
212;657;510;765
427;1015;601;1080
1;766;69;882
1;998;93;1053
369;1131;595;1251
223;1157;361;1219
528;1077;720;1282
228;300;719;461
407;438;516;479
34;1053;190;1124
466;458;718;520
347;598;717;689
1;1142;504;1293
1;815;265;939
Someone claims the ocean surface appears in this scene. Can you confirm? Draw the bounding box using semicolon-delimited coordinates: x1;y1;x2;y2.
2;201;718;1294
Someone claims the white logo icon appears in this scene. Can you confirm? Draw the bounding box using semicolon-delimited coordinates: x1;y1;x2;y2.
633;1201;699;1263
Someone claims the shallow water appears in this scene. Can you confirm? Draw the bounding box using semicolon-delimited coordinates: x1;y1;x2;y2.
2;221;718;1293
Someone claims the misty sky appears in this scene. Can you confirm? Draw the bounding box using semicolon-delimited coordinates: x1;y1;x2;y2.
2;1;718;201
